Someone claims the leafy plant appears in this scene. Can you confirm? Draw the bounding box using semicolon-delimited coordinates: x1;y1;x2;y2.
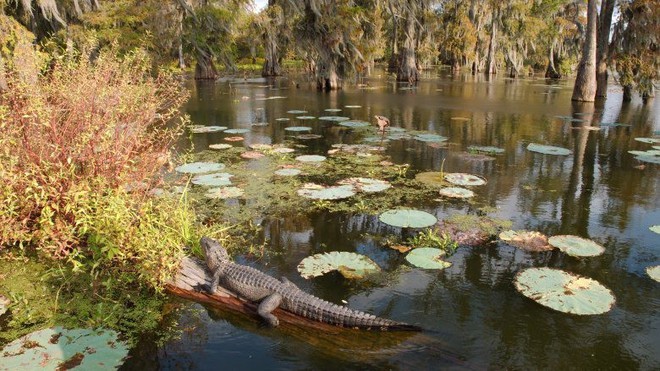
406;229;458;254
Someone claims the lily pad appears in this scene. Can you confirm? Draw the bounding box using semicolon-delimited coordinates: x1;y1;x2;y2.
285;126;312;132
175;162;225;174
415;172;445;187
468;145;505;154
272;147;296;154
297;251;380;279
499;230;553;251
634;137;660;144
224;136;244;142
209;143;233;150
240;151;266;159
635;155;660;164
338;177;391;193
324;108;342;112
527;143;572;156
438;187;475;199
295;155;326;162
205;186;244;199
414;133;448;143
251;122;269;127
287;110;307;114
297;184;356;200
318;116;350;122
514;267;616;315
249;143;273;150
296;116;316;120
275;118;291;122
548;235;605;257
650;225;660;234
274;168;302;176
444;173;487;186
191;172;233;187
339;120;370;128
190;125;227;133
345;105;362;108
224;128;250;134
405;247;452;269
647;265;660;282
295;134;324;140
0;327;129;370
379;209;437;228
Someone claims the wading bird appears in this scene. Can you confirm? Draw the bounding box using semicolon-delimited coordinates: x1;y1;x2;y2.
374;115;390;132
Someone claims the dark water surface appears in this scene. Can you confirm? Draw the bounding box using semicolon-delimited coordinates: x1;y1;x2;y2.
128;71;659;370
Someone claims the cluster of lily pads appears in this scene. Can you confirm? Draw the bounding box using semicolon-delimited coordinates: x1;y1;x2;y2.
630;138;660;164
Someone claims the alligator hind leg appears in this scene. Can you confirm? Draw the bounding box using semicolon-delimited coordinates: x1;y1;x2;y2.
257;293;282;327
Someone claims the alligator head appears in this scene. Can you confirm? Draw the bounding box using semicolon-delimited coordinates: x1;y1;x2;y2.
200;236;230;267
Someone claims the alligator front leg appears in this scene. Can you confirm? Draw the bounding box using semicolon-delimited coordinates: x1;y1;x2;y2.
208;267;221;294
257;293;282;327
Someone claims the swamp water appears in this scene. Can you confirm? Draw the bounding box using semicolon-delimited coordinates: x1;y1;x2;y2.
128;71;659;370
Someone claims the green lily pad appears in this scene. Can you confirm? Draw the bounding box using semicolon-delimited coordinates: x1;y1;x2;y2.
191;172;233;187
275;117;291;121
296;116;316;120
224;128;250;134
190;125;227;133
324;108;342;112
647;265;660;282
634;137;660;144
339;120;370;128
318;116;350;122
297;251;380;279
405;247;452;269
338;177;391;193
379;209;438;228
499;230;553;251
444;173;487;186
468;145;505;154
175;162;225;174
650;225;660;234
297;184;356;200
285;126;312;132
548;235;605;257
438;187;475;199
414;133;448;143
295;155;326;162
209;143;233;150
287;110;307;114
527;143;572;156
415;172;445;187
205;186;244;199
345;105;362;108
635;155;660;164
514;267;616;315
0;327;129;370
274;168;302;176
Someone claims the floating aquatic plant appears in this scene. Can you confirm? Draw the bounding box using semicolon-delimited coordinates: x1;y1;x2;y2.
190;125;227;133
224;128;250;134
514;267;616;315
338;120;370;128
634;137;660;144
191;172;233;187
295;155;326;162
249;143;273;150
468;146;505;154
647;265;660;282
345;105;362;108
297;184;356;200
0;327;129;370
205;186;244;199
338;177;391;193
240;151;266;159
415;172;445;187
438;187;475;199
209;143;233;150
379;209;438;228
251;122;269;127
405;247;452;269
499;230;553;251
635;155;660;164
436;214;512;246
224;136;244;142
285;126;312;132
548;235;605;257
275;118;291;121
297;251;380;279
414;133;448;143
274;168;302;176
527;143;572;156
175;162;225;174
287;110;307;114
296;116;316;120
272;147;295;154
324;108;342;112
650;225;660;234
318;116;350;122
444;173;487;186
295;134;324;140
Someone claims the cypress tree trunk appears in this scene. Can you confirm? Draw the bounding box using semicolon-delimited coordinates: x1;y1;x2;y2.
572;0;598;102
194;49;218;80
397;10;419;83
485;9;498;75
546;42;561;78
595;0;615;98
262;31;280;77
316;51;339;90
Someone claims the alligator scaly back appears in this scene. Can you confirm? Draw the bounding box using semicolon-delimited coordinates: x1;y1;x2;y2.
201;237;421;331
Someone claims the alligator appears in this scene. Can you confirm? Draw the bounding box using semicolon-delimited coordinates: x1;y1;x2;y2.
201;236;420;331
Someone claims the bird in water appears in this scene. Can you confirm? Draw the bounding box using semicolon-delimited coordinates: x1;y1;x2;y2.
374;115;390;132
